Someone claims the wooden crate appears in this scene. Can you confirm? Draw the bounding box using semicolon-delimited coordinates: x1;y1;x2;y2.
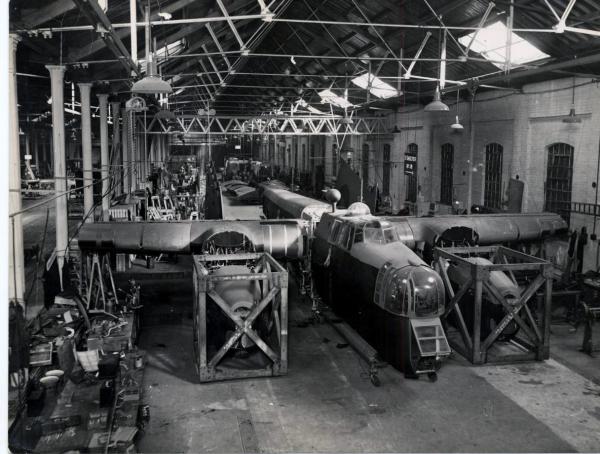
192;252;288;383
434;245;553;365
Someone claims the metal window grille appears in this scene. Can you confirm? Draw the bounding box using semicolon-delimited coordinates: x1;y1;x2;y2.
383;144;391;196
302;144;307;171
362;144;369;184
333;144;338;178
484;143;503;209
545;142;574;225
440;143;454;205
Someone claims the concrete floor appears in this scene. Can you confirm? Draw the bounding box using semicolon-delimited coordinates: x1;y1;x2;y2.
120;260;600;453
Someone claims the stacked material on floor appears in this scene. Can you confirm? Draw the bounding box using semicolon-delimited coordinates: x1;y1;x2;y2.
9;286;146;453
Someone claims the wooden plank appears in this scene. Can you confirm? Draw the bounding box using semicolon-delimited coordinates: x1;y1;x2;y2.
208;328;244;368
207;290;243;327
280;278;289;374
206;273;270;282
198;252;263;262
472;278;484;364
199;289;207;369
245;287;279;325
522;301;542;341
243;329;280;363
438;257;455;299
498;245;546;262
452;305;474;352
443;278;471;317
482;281;537;349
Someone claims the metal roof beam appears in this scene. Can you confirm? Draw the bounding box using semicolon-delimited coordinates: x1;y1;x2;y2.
70;0;140;76
17;0;75;29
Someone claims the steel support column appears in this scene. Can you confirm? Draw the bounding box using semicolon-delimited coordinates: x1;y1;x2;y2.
130;0;138;62
98;94;110;221
46;64;68;288
111;101;121;195
9;34;25;305
79;83;94;222
466;94;476;214
121;108;130;197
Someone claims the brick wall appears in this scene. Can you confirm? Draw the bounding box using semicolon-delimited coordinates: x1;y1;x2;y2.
254;77;599;271
380;76;600;272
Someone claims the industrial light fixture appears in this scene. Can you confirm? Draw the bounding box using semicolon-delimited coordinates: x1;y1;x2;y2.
424;86;449;112
340;116;353;125
563;106;582;124
158;12;172;20
450;89;464;131
425;30;449;112
198;108;216;116
450;116;464;130
131;75;172;95
562;77;582;124
131;6;172;94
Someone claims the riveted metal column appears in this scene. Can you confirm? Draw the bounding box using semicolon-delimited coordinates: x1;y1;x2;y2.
121;108;130;197
9;34;25;304
33;131;39;169
98;94;110;221
46;64;68;288
111;101;121;195
79;83;94;222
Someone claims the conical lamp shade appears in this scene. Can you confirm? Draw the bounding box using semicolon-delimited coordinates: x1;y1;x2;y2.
562;104;582;123
132;75;172;94
424;87;449;112
451;115;464;130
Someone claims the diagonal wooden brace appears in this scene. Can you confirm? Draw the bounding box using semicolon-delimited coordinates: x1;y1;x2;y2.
206;286;280;368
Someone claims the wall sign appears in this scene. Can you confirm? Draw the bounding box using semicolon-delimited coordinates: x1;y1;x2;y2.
404;151;417;175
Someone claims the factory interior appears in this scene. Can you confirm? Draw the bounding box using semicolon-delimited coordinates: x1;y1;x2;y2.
5;0;600;452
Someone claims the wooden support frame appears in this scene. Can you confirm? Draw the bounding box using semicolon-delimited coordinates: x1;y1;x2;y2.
83;252;118;311
434;246;553;365
192;252;288;383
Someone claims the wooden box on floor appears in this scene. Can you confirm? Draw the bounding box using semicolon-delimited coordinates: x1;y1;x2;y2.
434;245;553;365
192;252;288;383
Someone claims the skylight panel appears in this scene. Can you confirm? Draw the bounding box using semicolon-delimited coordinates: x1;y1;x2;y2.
318;89;353;109
139;40;186;74
351;73;398;99
156;39;185;60
458;21;549;69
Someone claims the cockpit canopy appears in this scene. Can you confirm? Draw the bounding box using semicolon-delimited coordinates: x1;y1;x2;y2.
374;263;445;318
329;217;399;250
362;220;399;245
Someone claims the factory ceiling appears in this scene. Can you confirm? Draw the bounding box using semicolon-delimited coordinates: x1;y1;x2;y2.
10;0;600;123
